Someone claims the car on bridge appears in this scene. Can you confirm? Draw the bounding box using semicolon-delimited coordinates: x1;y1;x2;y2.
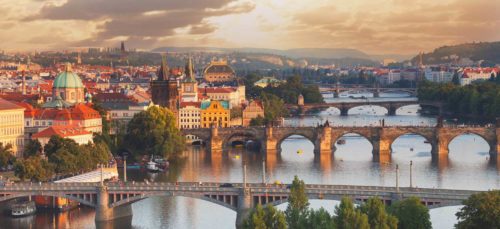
220;183;233;188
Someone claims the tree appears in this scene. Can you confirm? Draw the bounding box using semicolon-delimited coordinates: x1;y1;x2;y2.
125;106;185;159
230;106;243;119
306;208;335;229
14;155;54;181
261;93;288;124
249;115;265;126
359;197;398;229
0;143;15;168
44;135;79;159
23;139;42;158
334;197;369;229
285;176;310;228
390;197;431;229
455;190;500;229
244;204;286;229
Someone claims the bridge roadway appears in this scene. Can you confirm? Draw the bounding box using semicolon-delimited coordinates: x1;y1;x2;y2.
287;99;422;115
0;182;482;227
182;125;500;163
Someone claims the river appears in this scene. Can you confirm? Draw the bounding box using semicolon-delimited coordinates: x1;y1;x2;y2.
1;92;499;229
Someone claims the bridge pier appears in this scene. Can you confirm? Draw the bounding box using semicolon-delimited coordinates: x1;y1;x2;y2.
235;188;252;229
209;125;223;154
316;124;332;155
387;106;396;116
334;92;339;98
340;107;349;116
95;186;132;223
373;128;391;163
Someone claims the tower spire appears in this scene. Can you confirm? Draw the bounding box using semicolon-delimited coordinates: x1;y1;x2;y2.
185;56;195;81
158;53;170;81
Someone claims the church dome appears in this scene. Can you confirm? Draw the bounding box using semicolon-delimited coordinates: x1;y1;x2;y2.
53;63;83;89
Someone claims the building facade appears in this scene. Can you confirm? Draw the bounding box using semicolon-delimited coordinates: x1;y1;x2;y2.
242;100;264;126
203;60;236;83
178;102;201;129
200;100;230;128
0;99;25;157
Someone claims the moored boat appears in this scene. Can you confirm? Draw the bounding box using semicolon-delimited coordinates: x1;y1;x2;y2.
11;201;36;217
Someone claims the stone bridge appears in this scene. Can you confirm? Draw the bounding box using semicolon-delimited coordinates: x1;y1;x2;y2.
0;182;483;228
287;100;423;115
319;87;417;98
182;124;500;162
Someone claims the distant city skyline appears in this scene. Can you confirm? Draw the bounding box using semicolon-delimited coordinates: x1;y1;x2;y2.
1;0;499;55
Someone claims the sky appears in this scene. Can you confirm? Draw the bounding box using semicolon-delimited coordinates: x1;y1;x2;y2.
1;0;499;55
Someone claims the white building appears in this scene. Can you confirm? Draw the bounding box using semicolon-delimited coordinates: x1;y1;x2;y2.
178;101;201;129
459;68;498;86
424;67;454;83
200;85;246;108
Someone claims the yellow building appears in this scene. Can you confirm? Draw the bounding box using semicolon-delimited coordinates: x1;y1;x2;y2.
0;98;25;157
200;100;230;128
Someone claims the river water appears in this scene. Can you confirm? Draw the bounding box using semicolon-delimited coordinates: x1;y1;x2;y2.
1;92;499;229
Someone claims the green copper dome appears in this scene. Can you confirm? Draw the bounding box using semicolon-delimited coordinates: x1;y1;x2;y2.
53;64;84;88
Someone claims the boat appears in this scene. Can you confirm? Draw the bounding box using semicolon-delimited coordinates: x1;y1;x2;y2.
410;148;414;152
337;139;346;145
234;155;240;159
297;149;303;154
11;201;36;217
146;159;160;173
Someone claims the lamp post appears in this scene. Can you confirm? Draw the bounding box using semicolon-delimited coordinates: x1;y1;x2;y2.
410;160;413;188
100;164;103;187
262;160;266;184
396;164;399;192
123;153;128;183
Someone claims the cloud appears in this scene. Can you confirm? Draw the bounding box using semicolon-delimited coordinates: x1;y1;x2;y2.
23;0;254;49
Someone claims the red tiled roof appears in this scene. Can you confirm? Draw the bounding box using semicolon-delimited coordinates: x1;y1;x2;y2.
0;98;24;110
180;101;201;108
32;126;91;139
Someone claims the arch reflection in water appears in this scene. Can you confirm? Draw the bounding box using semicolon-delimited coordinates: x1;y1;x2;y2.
334;133;373;161
391;133;432;162
449;133;491;163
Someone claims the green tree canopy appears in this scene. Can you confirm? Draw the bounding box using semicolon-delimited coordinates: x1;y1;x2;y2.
23;139;42;158
305;208;335;229
359;197;398;229
0;143;15;168
455;190;500;229
285;175;310;228
14;155;54;182
243;204;287;229
125;106;185;159
390;197;431;229
334;197;370;229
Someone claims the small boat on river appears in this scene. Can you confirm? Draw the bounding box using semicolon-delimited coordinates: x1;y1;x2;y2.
337;139;346;145
11;201;36;217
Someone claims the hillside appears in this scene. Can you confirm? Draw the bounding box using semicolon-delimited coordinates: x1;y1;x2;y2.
412;41;500;66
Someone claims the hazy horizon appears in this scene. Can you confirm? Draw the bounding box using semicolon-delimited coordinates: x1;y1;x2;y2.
1;0;499;55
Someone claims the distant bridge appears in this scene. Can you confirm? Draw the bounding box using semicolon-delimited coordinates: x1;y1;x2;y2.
0;182;483;227
288;100;423;115
182;124;500;162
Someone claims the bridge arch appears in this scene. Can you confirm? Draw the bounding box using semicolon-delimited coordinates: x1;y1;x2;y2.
389;133;434;156
276;133;317;153
347;105;389;115
332;131;374;157
395;104;421;115
447;132;492;155
0;192;96;208
110;192;238;211
223;130;262;149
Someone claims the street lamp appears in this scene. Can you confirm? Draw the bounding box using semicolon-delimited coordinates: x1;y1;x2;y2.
410;160;413;188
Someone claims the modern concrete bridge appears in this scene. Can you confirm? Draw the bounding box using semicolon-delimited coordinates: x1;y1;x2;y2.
287;100;421;115
319;87;417;98
0;182;483;227
182;124;500;162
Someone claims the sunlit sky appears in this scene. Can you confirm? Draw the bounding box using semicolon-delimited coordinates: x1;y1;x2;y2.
1;0;499;54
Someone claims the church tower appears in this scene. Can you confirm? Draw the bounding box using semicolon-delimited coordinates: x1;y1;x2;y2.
181;57;198;102
151;54;179;113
